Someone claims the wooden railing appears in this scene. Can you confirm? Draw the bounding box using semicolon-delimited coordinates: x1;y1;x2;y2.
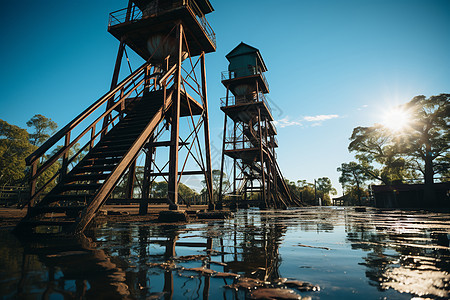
0;186;28;207
23;61;154;209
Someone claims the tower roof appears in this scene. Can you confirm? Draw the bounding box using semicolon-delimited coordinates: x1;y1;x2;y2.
225;42;268;72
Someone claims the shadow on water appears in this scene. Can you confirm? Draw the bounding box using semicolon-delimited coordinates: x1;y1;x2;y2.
1;207;449;299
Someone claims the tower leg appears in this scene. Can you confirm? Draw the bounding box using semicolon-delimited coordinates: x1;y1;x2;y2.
140;138;154;215
257;107;268;209
200;53;214;211
217;88;229;210
167;23;183;210
125;161;136;200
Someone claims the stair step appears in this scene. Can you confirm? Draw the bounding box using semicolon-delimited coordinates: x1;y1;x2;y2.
83;157;122;165
74;164;116;172
96;138;137;146
107;128;145;135
21;219;75;226
95;144;132;151
100;132;141;141
57;184;102;191
67;173;109;182
31;206;85;214
117;117;152;123
46;194;93;202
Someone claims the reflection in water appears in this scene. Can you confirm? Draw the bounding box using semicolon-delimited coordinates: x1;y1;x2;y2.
0;207;449;299
0;233;130;299
346;210;450;299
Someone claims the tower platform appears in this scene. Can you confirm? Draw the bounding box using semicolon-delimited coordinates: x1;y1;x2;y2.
108;2;216;60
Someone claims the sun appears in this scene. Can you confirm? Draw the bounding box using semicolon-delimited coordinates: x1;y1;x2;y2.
382;107;410;132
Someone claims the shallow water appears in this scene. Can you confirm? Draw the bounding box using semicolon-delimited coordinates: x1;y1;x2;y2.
1;207;449;299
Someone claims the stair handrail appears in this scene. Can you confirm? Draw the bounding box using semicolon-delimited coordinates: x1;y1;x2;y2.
25;61;151;166
23;60;152;209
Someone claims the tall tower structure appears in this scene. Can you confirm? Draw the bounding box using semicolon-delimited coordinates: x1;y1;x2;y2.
218;43;298;209
16;0;216;235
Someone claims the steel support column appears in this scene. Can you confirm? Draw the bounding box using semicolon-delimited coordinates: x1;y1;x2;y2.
217;87;229;209
167;23;183;210
257;107;268;208
200;53;214;211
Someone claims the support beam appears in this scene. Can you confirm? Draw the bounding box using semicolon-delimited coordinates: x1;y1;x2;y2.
217;87;229;209
149;170;205;177
140;135;155;215
257;107;267;208
201;52;214;211
167;23;183;210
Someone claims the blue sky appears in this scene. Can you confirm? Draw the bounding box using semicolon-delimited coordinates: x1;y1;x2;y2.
1;0;449;195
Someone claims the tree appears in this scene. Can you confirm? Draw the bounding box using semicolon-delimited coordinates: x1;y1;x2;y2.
337;162;371;205
149;180;198;200
202;169;230;199
26;114;57;146
285;179;321;206
349;125;411;184
348;94;449;197
401;94;449;196
315;177;337;205
0;119;37;186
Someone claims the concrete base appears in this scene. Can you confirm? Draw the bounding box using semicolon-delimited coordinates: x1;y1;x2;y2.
158;210;187;222
169;204;179;210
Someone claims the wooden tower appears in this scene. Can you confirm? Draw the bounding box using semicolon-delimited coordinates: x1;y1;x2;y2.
15;0;216;235
218;42;299;209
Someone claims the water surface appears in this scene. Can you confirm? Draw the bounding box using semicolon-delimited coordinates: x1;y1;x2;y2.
1;207;449;299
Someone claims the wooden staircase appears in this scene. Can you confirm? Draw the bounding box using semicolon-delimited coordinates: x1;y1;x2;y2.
15;89;169;235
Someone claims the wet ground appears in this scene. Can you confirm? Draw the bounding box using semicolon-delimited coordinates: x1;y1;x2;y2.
1;207;449;299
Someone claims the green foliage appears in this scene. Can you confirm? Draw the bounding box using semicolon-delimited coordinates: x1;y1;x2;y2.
316;177;337;205
284;177;336;206
0;116;60;194
0;119;37;186
342;186;369;206
349;125;410;184
348;94;449;185
150;181;198;200
401;94;449;184
201;169;230;200
26;114;57;146
36;157;61;193
337;162;370;205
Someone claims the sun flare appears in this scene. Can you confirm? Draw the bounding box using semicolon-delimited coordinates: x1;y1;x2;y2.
382;107;410;132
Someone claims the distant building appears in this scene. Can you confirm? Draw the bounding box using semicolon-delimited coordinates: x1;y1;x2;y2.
372;182;450;208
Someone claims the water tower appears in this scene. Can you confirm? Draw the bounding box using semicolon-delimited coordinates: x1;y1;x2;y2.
16;0;216;235
218;42;299;209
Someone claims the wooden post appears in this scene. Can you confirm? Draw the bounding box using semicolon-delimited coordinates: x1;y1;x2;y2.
125;160;136;200
60;132;71;181
28;161;37;210
200;53;214;211
167;23;183;210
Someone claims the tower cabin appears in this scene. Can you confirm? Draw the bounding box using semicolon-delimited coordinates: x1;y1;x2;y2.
221;42;272;124
108;0;216;63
